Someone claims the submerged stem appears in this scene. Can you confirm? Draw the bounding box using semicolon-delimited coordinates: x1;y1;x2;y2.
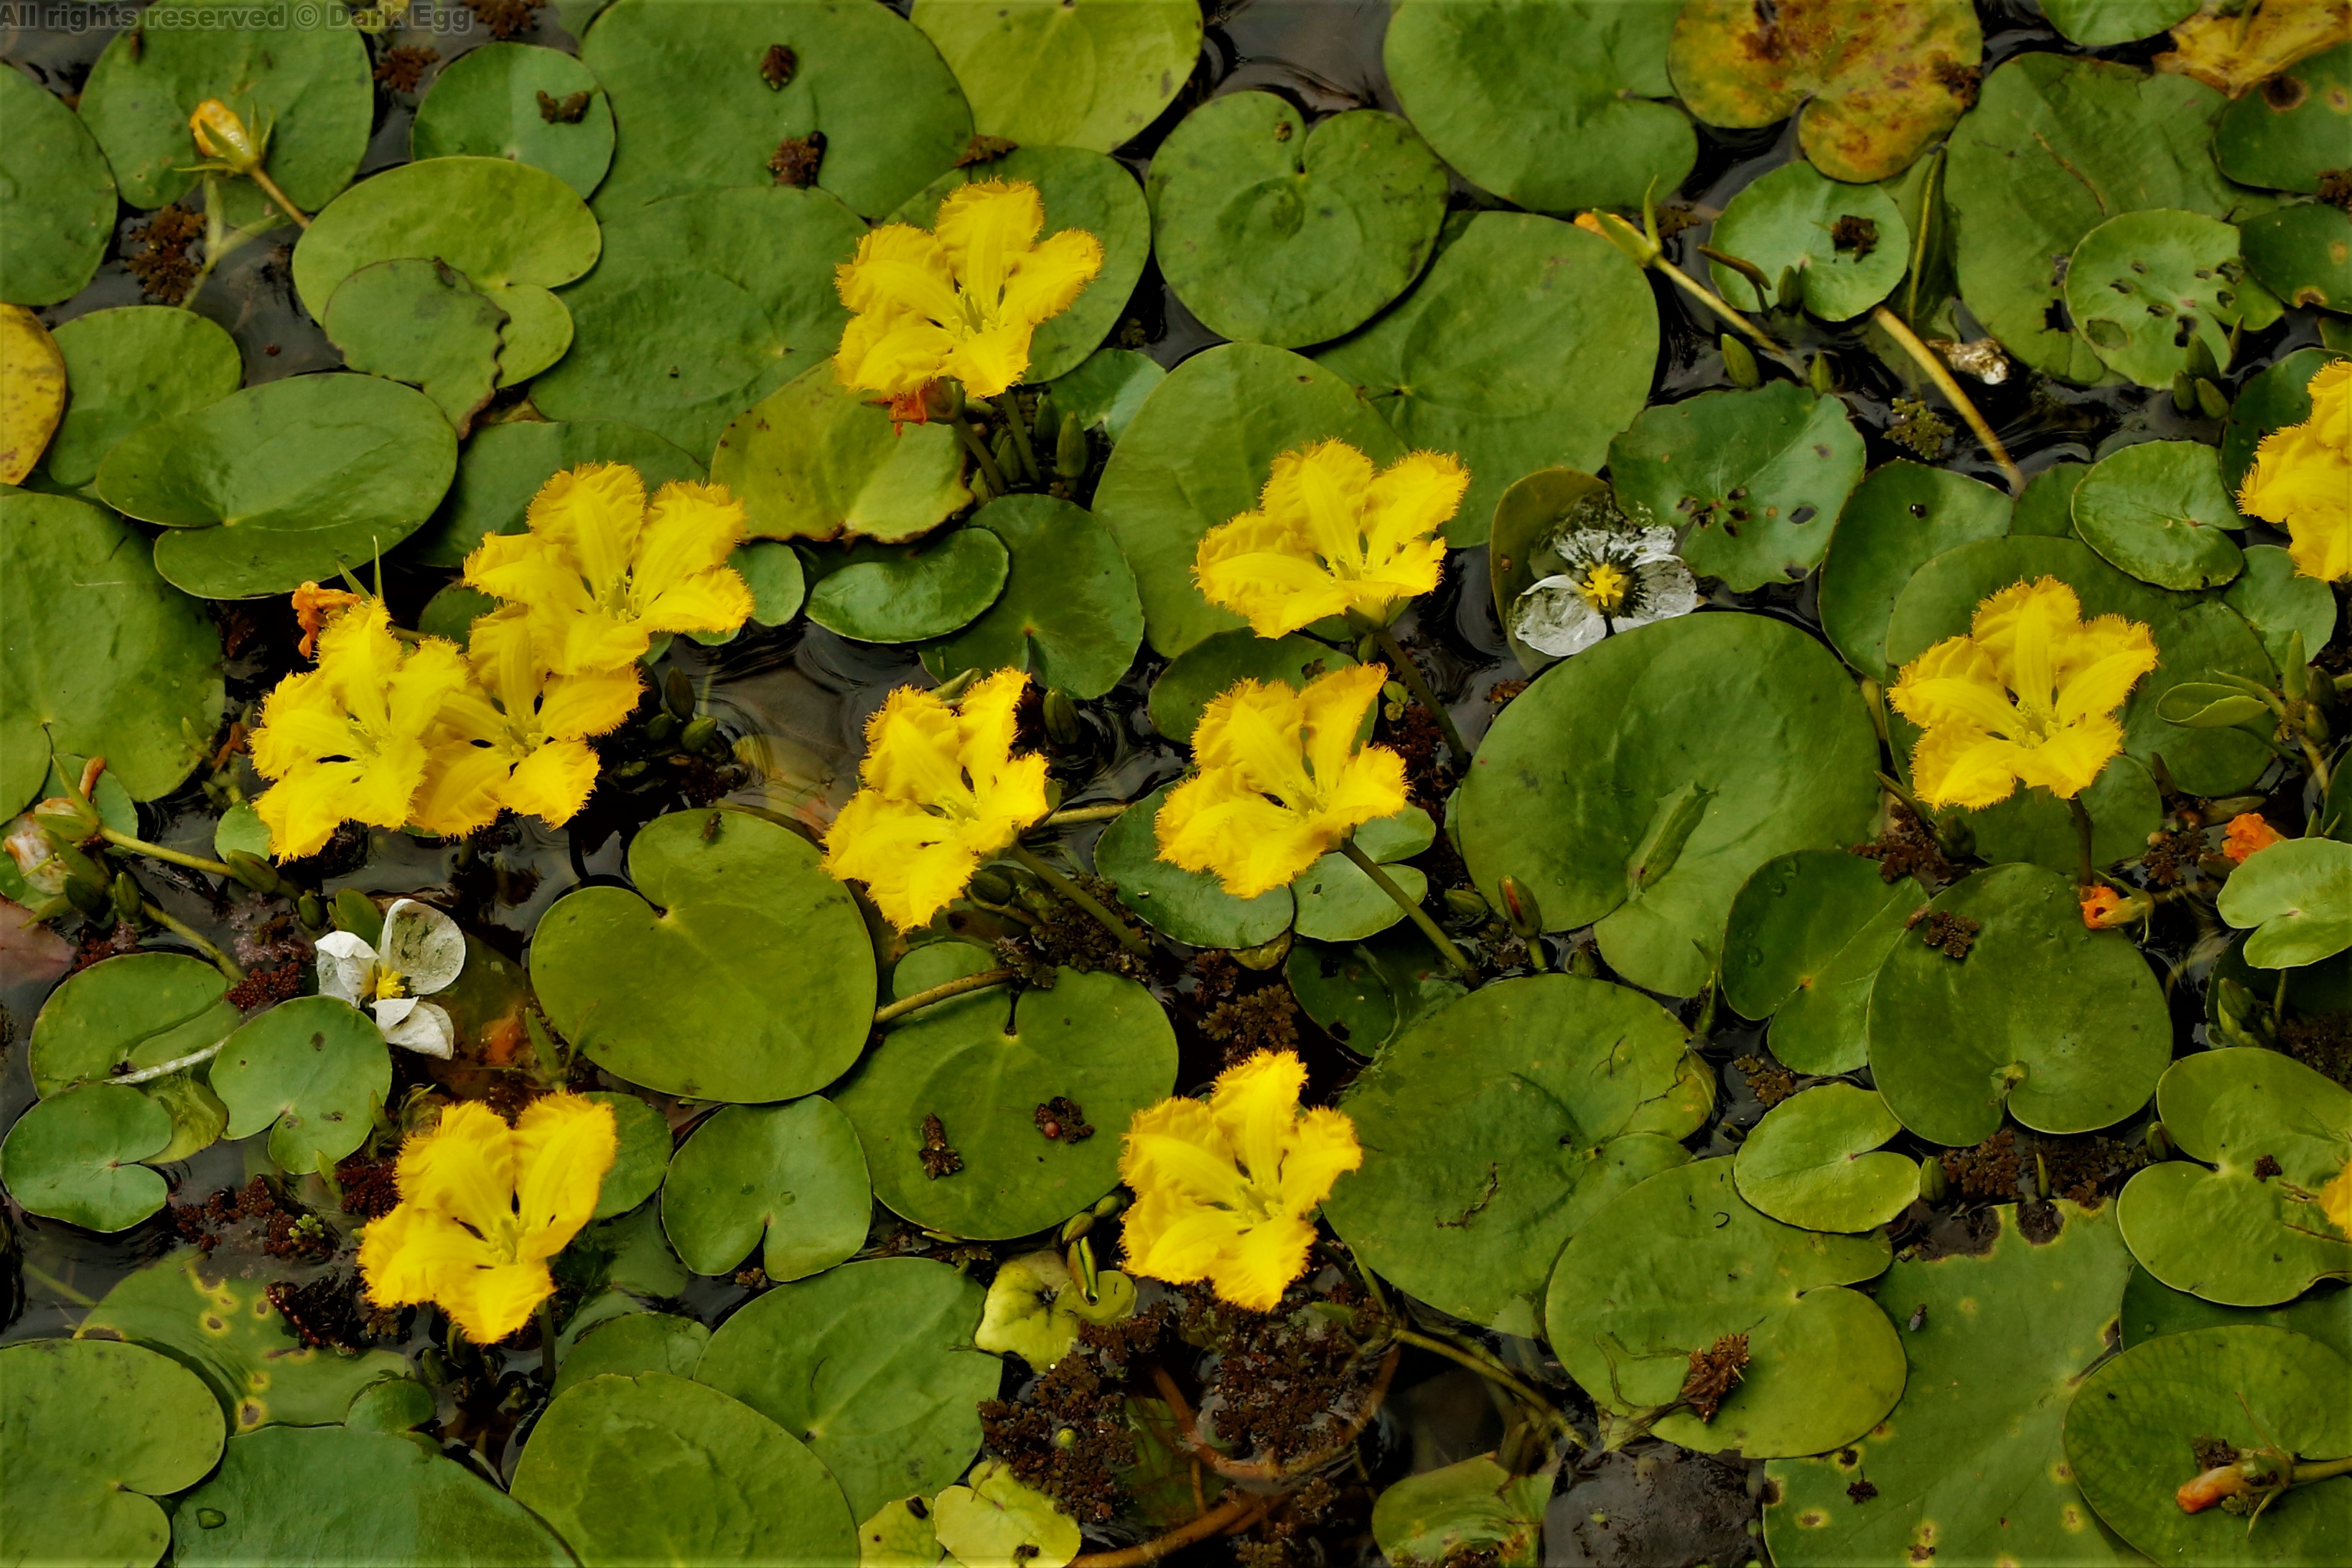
1338;839;1475;984
1364;621;1469;763
2066;793;2096;890
246;165;310;229
1007;844;1152;959
1872;305;2022;495
1040;803;1130;826
1389;1327;1583;1447
1070;1493;1270;1568
998;388;1041;482
140;901;244;981
98;826;235;877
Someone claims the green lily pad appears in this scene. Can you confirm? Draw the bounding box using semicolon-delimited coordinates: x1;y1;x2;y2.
696;1256;998;1521
82;1249;414;1431
890;145;1151;386
0;69;117;307
1733;1083;1919;1232
1817;459;2013;683
2064;210;2246;389
416;585;500;645
1455;610;1880;998
78;0;371;214
1289;808;1434;943
661;1095;871;1281
556;1311;709;1394
1287;928;1468;1058
1868;862;2170;1145
1708;162;1913;322
2227;544;2338;673
918;495;1144;701
209;997;392;1172
0;1083;172;1232
711;365;971;545
2014;462;2089;537
1146;93;1447;349
2216;43;2352;193
734;539;808;627
2221;838;2352;969
832;967;1177;1240
44;307;243;491
1095;783;1295;948
2072;439;2245;591
588;1090;673;1219
804;527;1010;643
1763;1202;2138;1568
0;1338;222;1568
933;1460;1082;1568
409;42;615;198
176;1424;571;1567
1043;347;1163;444
406;417;704;569
531;808;876;1102
1546;1157;1905;1457
2117;1047;2352;1307
2121;1268;2352;1358
2240;200;2352;312
324;259;510;437
1145;628;1350;745
1382;0;1695;213
1946;55;2244;383
515;1371;857;1565
1093;341;1403;655
1722;851;1923;1077
910;0;1198;154
2042;0;2200;45
1371;1455;1549;1568
97;372;458;600
1609;383;1867;592
583;0;971;220
30;951;238;1096
1325;975;1710;1336
533;184;867;456
0;490;223;816
1317;211;1658;549
1668;0;1982;183
2065;1326;2352;1566
1953;752;2163;877
2223;347;2338;490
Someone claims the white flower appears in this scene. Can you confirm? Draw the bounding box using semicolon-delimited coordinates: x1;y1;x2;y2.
314;897;466;1059
1510;523;1699;658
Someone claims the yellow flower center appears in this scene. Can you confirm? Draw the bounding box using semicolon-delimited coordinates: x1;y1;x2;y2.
373;969;407;1002
1579;561;1631;612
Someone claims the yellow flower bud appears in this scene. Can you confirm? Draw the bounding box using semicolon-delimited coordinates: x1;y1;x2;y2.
189;99;261;174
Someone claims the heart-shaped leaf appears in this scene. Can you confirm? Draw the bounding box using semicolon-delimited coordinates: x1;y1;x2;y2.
1146;630;1353;747
209;997;393;1172
2071;439;2245;590
2041;0;2199;45
1722;850;1923;1076
918;495;1144;700
324;260;509;437
2241;200;2352;312
556;1311;709;1394
0;1339;222;1568
1707;162;1913;322
910;0;1198;154
661;1096;870;1281
406;418;704;569
711;365;971;546
0;68;116;307
1816;459;2013;684
588;1091;674;1220
1732;1083;1918;1231
45;308;243;491
1371;1455;1549;1568
1096;783;1296;949
409;42;615;199
803;526;1011;643
2226;544;2338;673
0;1084;172;1232
2219;838;2352;969
2216;42;2352;193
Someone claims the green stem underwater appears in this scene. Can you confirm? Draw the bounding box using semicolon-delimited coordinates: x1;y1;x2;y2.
997;389;1041;483
1007;844;1152;959
1339;838;1476;984
98;826;235;877
141;901;244;981
2066;793;2096;890
1872;305;2022;495
1364;621;1470;763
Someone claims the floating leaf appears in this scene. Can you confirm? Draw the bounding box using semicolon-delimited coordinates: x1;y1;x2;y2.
1317;212;1658;548
697;1257;999;1521
661;1095;870;1281
588;1090;674;1220
1668;0;1983;183
1287;928;1467;1058
2215;42;2352;193
209;997;392;1172
1817;459;2012;683
0;1338;221;1568
1145;628;1350;746
0;305;65;485
711;366;969;546
833;968;1177;1240
531;809;876;1103
859;1497;945;1567
2120;1266;2352;1357
406;418;704;569
0;68;116;306
555;1311;709;1394
919;495;1144;700
2221;836;2352;969
932;1460;1083;1568
1371;1455;1549;1568
1707;162;1913;322
2240;200;2352;311
2041;0;2200;46
96;373;458;600
0;1083;172;1232
1868;862;2171;1146
1455;611;1880;998
1042;347;1163;444
1733;1083;1919;1231
1382;0;1695;212
2071;439;2245;590
2226;543;2338;673
1722;851;1923;1077
910;0;1199;154
1289;808;1434;943
2064;210;2245;388
324;260;510;437
1956;752;2164;877
803;527;1011;643
1096;782;1295;949
1146;93;1448;349
1325;975;1709;1336
409;42;615;198
29;951;238;1096
1610;383;1866;592
44;307;243;491
2155;0;2352;97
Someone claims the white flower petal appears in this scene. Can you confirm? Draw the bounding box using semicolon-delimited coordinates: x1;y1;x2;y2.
382;1000;455;1059
1628;557;1701;625
373;995;419;1031
1629;526;1684;564
313;930;378;1006
1512;577;1611;658
379;898;466;997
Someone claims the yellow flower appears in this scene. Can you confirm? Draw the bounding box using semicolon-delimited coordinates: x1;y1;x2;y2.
2320;1160;2352;1241
358;1093;617;1345
187;98;263;175
2238;359;2351;582
1193;441;1470;638
832;179;1104;416
1154;663;1409;899
1889;577;2160;811
1118;1050;1362;1312
821;669;1051;931
409;608;643;838
248;601;470;859
463;463;754;676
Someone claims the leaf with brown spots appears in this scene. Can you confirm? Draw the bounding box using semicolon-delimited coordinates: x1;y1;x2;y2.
2156;0;2352;98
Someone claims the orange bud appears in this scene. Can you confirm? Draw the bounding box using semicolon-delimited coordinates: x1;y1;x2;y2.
2079;886;2124;928
2176;1463;2249;1513
189;99;260;174
2223;813;2285;864
291;582;363;658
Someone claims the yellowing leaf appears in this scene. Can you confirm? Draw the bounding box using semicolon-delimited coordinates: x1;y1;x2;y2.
0;304;67;485
2156;0;2352;96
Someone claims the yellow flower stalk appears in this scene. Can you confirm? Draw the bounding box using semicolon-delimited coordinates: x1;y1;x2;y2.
248;600;470;859
358;1093;617;1345
2238;359;2350;582
822;669;1052;931
410;607;644;838
1889;577;2159;811
1119;1050;1362;1313
832;179;1104;418
186;98;309;228
1194;441;1469;638
1154;664;1409;900
463;463;755;676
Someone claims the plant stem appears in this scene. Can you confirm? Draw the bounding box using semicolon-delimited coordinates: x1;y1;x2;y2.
538;1297;558;1383
1041;803;1130;826
22;1263;97;1307
248;166;310;229
99;826;235;877
2293;1455;2352;1486
1149;1346;1402;1483
998;388;1041;482
1363;620;1469;762
108;1037;230;1086
874;969;1014;1026
1655;256;1800;369
1872;304;2023;495
1389;1327;1582;1446
949;409;1012;496
1339;838;1475;984
1007;844;1152;959
141;901;244;981
1071;1494;1271;1568
2066;794;2096;890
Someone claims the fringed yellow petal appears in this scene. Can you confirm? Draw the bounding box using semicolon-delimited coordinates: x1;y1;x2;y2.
396;1102;519;1238
409;741;515;840
933;179;1047;306
1277;1107;1363;1215
439;1260;558;1346
2012;712;2126;801
1207;1215;1317;1312
1908;726;2026;811
509;1092;617;1259
501;739;601;826
253;762;368;860
2318;1160;2352;1240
